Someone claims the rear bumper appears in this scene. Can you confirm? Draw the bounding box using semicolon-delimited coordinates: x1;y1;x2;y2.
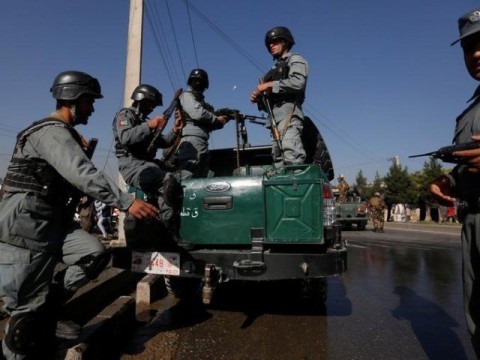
112;245;347;282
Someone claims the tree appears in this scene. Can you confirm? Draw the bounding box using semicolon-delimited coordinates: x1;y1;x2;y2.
355;170;368;198
364;171;384;200
383;163;416;206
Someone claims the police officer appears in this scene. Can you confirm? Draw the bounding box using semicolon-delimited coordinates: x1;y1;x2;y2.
0;71;158;359
175;69;230;179
113;84;185;244
250;26;308;168
428;8;480;356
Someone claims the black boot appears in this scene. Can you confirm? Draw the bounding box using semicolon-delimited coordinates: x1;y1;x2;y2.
55;320;81;340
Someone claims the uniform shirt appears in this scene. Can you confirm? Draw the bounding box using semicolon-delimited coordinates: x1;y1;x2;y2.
179;87;223;139
270;52;309;123
113;107;177;185
447;86;480;202
0;113;134;251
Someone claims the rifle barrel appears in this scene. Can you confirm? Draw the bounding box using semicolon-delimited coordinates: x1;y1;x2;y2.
408;152;436;158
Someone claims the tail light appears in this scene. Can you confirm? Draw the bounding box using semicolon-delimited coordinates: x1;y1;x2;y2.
323;184;336;226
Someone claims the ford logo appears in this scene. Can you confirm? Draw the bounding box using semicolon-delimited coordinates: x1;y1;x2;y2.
204;182;231;193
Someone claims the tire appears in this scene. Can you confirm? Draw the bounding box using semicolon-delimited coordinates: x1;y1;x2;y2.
164;276;202;300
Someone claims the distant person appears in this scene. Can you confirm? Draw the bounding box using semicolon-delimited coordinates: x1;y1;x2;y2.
428;7;480;357
113;84;186;246
175;69;230;179
337;174;350;204
94;200;108;240
250;26;308;168
368;192;386;232
0;71;158;360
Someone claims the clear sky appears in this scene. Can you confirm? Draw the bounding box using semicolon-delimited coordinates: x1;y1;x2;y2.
0;0;479;185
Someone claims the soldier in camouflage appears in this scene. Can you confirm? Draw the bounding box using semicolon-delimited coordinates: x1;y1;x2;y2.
368;192;386;232
337;174;350;204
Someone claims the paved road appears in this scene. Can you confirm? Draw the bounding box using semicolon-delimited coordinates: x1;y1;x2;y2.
118;221;475;360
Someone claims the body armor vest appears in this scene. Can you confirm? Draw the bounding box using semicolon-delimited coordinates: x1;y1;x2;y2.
113;108;156;161
2;118;87;204
262;54;305;106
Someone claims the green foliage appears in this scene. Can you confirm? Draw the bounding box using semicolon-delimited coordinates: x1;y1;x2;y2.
350;156;451;207
412;157;449;207
383;163;416;206
354;170;368;198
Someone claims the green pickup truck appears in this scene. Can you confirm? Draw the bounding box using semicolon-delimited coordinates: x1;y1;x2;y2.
334;189;368;230
113;117;347;304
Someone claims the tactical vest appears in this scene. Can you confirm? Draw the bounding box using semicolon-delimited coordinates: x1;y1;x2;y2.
2;118;86;204
113;108;156;161
262;54;305;106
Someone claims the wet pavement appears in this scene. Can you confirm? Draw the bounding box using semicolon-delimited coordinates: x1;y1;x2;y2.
118;222;475;360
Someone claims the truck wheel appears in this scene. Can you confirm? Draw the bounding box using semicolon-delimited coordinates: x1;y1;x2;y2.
357;222;367;231
164;276;202;300
301;278;328;303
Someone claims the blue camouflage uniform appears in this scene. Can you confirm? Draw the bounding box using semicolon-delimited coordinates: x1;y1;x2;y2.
446;87;480;344
0;113;135;359
263;51;308;167
113;106;180;228
176;86;225;178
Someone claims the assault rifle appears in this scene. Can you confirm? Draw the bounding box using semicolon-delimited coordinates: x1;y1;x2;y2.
409;141;480;164
214;108;267;125
146;88;183;153
257;78;283;159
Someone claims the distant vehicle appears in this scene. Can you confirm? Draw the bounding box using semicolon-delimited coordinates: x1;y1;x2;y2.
334;188;368;230
112;116;347;305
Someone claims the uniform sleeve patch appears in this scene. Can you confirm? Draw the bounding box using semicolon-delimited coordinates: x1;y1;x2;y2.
119;119;129;127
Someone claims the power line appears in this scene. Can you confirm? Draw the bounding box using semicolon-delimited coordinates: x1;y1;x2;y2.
184;0;199;68
165;0;187;83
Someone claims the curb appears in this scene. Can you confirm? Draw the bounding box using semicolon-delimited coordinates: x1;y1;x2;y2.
64;296;135;360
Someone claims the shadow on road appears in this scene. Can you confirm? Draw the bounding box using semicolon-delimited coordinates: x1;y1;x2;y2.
392;286;469;360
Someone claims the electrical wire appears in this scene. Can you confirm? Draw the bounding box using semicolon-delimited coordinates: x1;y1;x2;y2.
185;0;199;68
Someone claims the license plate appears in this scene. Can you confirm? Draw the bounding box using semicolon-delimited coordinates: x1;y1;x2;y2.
131;251;180;276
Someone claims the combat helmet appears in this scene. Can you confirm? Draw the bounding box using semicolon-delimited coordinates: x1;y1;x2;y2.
187;68;209;90
131;84;163;107
264;26;295;49
50;71;103;100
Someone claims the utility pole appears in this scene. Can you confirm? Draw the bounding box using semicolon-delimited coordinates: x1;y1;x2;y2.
115;0;144;245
